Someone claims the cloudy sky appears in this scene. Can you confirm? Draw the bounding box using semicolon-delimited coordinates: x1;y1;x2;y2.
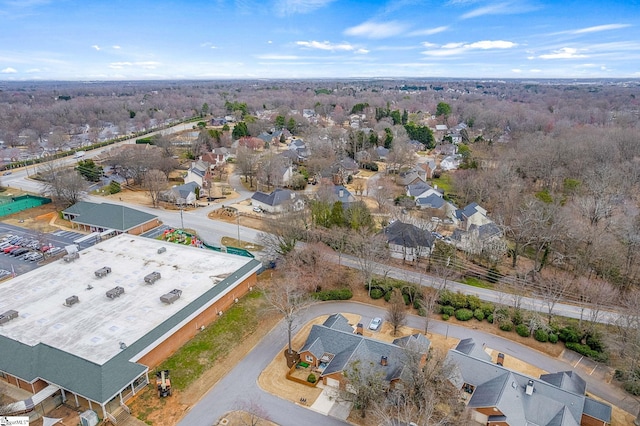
1;0;639;80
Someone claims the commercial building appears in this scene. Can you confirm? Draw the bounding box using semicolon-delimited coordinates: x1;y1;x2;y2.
0;234;261;421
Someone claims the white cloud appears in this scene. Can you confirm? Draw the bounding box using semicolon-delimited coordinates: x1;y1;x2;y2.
296;40;356;51
570;23;631;34
267;40;272;44
538;47;587;59
344;20;409;39
274;0;335;15
200;42;217;49
355;48;369;54
91;45;101;51
112;45;121;49
511;68;522;73
255;54;300;60
1;67;17;73
109;61;159;70
461;1;537;19
409;26;449;36
422;40;517;56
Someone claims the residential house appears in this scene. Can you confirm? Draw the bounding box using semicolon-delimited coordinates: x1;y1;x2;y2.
440;154;461;171
201;152;227;167
435;124;448;132
406;182;440;199
288;138;310;162
331;185;357;208
257;132;274;146
375;146;390;161
450;223;504;256
298;313;430;389
447;338;612;426
455;202;493;231
407;140;426;151
331;157;359;185
415;158;437;180
212;147;233;161
164;181;200;206
434;144;458;157
185;160;212;187
210;117;227;126
397;169;424;187
251;188;303;214
383;220;435;262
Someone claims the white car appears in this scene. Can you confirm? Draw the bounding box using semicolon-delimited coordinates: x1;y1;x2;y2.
253;206;263;213
369;317;382;331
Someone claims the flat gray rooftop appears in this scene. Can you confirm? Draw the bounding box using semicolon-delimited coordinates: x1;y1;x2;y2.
0;234;254;365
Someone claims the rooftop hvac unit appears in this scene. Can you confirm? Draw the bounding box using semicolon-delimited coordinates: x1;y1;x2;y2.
525;379;535;396
160;289;182;304
63;252;79;262
65;295;79;306
157;246;166;254
106;286;125;299
144;271;161;284
95;266;112;277
79;409;99;426
0;310;19;325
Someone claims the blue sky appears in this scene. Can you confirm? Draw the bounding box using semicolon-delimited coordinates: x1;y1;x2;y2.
1;0;639;80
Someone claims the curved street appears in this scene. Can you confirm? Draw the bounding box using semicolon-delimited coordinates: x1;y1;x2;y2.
178;301;639;426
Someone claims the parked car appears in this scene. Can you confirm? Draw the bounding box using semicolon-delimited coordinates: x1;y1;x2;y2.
48;247;62;255
369;317;383;331
253;206;263;213
3;245;19;254
28;253;43;262
11;248;29;257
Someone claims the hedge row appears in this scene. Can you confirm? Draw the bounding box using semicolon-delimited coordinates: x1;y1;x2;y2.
313;288;353;301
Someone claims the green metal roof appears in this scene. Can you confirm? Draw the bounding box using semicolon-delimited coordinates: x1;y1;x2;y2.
63;201;158;232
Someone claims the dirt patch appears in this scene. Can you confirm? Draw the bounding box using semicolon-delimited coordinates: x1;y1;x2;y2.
208;207;266;232
1;203;63;233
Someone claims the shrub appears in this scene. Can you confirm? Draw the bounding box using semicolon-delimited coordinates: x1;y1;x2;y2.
586;334;605;353
455;308;474;321
487;314;494;324
451;292;468;309
534;329;549;342
515;324;530;337
417;307;427;317
438;289;454;306
480;303;495;317
473;309;485;321
370;288;384;299
413;298;423;310
313;289;353;301
511;309;523;326
548;333;558;344
565;342;609;363
441;305;455;316
384;291;392;302
624;380;640;396
403;293;411;305
307;373;317;384
559;326;581;343
499;321;513;332
467;295;482;311
108;180;121;194
442;314;450;321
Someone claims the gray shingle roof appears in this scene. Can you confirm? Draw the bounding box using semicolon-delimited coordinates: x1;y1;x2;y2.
251;188;295;207
416;193;445;209
62;201;158;232
447;339;610;426
383;220;435;249
299;314;430;383
406;182;432;197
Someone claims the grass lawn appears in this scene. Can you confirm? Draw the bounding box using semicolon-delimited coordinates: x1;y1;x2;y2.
430;173;454;193
156;291;265;391
461;276;494;289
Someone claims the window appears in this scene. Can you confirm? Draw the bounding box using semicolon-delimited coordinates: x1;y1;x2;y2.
306;355;314;363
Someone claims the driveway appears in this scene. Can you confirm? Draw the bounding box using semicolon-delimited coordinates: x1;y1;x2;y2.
178;302;639;426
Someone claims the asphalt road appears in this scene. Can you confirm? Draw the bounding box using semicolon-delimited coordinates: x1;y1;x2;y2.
178;302;640;426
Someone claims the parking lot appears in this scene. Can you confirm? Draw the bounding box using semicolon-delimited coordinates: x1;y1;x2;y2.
0;223;100;277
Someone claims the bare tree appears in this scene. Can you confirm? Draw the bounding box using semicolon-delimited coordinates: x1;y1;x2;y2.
143;169;168;208
234;398;272;426
40;162;89;208
261;269;312;365
235;146;259;189
574;277;617;332
258;209;308;258
347;227;389;296
341;359;387;419
386;289;407;336
536;271;573;323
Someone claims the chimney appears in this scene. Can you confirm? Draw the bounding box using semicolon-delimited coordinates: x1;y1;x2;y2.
380;356;388;366
339;189;344;198
525;379;534;395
